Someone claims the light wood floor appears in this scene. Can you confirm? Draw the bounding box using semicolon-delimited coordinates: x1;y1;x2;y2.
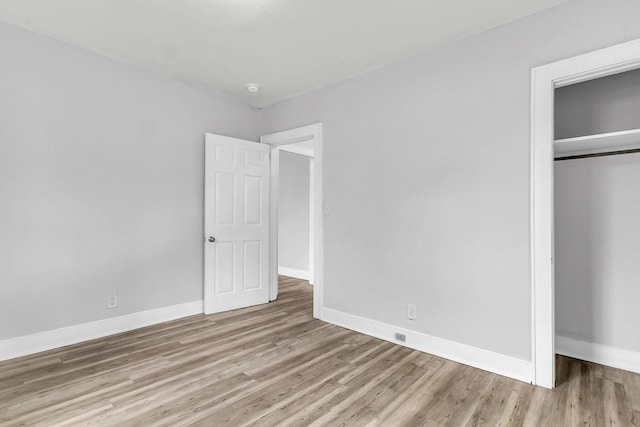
1;276;639;426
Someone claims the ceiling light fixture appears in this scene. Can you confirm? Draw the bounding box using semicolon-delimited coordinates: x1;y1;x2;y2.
246;83;260;93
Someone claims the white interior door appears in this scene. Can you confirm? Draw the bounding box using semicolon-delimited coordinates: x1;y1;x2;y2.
204;133;270;314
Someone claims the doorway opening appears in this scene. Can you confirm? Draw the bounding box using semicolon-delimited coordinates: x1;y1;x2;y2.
553;69;640;386
261;123;324;319
531;39;640;388
276;145;315;284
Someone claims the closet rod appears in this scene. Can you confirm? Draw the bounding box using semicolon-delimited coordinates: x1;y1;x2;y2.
555;147;640;161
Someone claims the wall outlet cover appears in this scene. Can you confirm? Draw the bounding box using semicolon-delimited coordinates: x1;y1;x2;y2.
107;294;119;309
407;303;417;320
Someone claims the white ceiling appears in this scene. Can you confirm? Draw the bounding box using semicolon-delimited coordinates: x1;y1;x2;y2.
0;0;569;107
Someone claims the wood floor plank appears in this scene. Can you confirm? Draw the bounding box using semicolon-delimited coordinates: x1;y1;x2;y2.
521;385;553;427
499;381;534;426
464;378;516;426
428;366;493;426
1;275;639;426
563;360;583;426
591;376;606;426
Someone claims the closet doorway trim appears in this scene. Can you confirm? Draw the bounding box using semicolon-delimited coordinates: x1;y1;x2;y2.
531;38;640;389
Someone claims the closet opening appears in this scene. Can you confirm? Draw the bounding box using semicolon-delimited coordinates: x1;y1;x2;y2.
553;67;640;382
531;40;640;389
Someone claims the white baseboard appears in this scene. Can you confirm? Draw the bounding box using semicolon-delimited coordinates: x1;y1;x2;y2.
278;266;310;281
321;307;533;384
556;334;640;374
0;300;203;362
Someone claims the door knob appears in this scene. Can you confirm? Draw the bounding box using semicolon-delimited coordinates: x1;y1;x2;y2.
208;236;216;243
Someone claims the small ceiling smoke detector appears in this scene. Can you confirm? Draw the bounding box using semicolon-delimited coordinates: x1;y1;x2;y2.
246;83;260;93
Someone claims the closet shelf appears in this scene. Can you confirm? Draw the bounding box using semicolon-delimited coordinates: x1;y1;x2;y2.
554;128;640;158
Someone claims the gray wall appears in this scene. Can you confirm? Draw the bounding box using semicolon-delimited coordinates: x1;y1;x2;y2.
260;0;640;360
0;22;260;340
555;154;640;352
555;68;640;139
278;151;310;272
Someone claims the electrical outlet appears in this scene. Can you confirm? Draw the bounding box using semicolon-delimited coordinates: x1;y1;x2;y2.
395;332;406;342
407;303;417;320
107;294;118;309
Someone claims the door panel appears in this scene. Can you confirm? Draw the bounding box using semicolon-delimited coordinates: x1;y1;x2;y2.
213;242;234;295
215;173;235;225
244;175;263;224
243;241;261;290
204;134;270;314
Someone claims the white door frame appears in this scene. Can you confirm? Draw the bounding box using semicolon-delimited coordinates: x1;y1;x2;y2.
261;123;324;319
531;38;640;388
